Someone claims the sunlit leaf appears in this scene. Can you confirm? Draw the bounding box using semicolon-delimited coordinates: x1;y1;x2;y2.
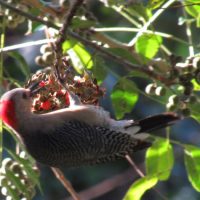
62;39;77;51
63;40;93;74
111;78;138;119
184;0;200;18
146;138;174;181
192;79;200;91
135;34;162;59
184;145;200;192
123;176;158;200
73;43;93;70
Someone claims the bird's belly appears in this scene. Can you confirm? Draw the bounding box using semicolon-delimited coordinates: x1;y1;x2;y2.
22;133;105;167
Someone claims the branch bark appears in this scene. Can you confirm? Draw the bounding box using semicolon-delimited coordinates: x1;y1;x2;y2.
0;0;172;85
51;167;80;200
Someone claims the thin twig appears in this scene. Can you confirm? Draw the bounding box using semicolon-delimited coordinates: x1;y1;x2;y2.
0;0;172;85
93;27;190;46
64;168;137;200
128;0;177;47
53;0;84;83
182;7;194;56
51;167;80;200
125;154;169;200
125;154;144;177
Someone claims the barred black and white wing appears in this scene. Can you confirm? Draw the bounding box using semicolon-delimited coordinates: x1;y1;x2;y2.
22;120;150;167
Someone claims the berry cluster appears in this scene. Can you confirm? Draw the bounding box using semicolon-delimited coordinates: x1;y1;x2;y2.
35;44;55;67
145;83;166;96
0;152;39;200
27;66;104;113
145;55;200;116
1;0;28;29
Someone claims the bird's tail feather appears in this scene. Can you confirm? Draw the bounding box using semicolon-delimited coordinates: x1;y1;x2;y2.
126;112;180;134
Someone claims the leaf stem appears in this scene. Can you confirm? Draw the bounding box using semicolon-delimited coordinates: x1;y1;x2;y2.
128;0;177;47
0;15;5;164
93;27;189;45
0;0;174;85
125;154;169;200
112;5;141;28
182;7;194;56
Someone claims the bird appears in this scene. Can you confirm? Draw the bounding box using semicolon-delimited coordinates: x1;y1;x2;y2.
0;87;180;167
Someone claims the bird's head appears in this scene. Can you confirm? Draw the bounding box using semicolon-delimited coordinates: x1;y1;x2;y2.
0;88;33;129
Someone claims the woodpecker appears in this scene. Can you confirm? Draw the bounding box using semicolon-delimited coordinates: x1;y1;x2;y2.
0;88;180;167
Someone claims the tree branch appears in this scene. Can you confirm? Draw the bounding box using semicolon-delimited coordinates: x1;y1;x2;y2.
64;168;137;200
125;155;169;200
53;0;84;86
51;167;80;200
0;0;172;85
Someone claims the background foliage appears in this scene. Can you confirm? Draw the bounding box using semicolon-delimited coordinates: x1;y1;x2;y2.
0;0;200;200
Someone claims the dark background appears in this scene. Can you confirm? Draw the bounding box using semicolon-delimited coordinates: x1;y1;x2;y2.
1;1;200;200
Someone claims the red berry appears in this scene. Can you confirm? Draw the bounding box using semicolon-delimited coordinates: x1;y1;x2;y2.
65;92;70;106
56;90;65;97
39;81;46;87
41;100;51;110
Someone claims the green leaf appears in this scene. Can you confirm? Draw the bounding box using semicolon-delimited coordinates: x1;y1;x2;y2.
4;125;35;164
108;48;137;64
72;17;95;29
6;149;41;191
5;169;30;199
184;145;200;192
123;176;158;200
146;138;174;181
125;3;152;21
111;78;138;119
63;40;93;74
192;79;200;91
62;39;77;51
8;51;30;77
73;43;93;70
135;34;162;59
184;0;200;18
91;56;107;84
147;0;167;10
3;182;20;200
128;70;149;79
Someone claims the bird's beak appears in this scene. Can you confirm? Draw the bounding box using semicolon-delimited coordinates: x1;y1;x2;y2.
28;82;42;97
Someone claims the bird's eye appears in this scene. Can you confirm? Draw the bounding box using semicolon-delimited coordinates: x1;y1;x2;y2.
22;93;28;99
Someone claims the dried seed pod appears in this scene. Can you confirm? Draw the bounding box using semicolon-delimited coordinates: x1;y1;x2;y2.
42;52;55;65
193;57;200;69
168;95;180;104
1;158;13;169
166;102;177;111
155;86;166;96
35;56;45;66
145;83;157;95
40;45;52;54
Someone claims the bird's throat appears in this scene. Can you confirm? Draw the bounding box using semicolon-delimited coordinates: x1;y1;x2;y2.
0;100;17;130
